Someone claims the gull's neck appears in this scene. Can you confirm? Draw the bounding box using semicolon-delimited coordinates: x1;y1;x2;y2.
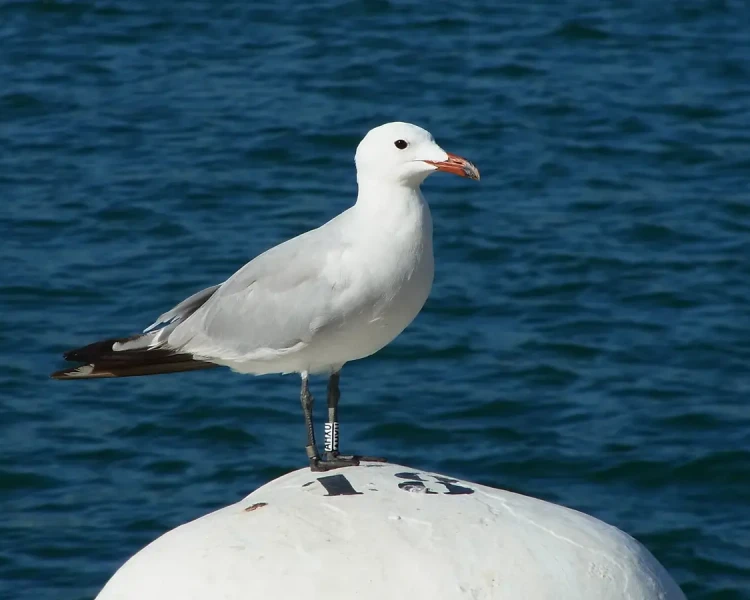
348;176;434;266
353;177;427;218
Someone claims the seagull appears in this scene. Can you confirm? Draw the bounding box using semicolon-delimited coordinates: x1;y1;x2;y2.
51;122;480;471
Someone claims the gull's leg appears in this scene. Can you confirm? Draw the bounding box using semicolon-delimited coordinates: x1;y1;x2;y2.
324;371;387;464
300;373;322;467
300;373;359;472
324;371;341;459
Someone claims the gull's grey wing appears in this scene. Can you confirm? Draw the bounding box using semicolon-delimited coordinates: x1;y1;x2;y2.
111;283;223;352
144;283;223;333
167;223;352;360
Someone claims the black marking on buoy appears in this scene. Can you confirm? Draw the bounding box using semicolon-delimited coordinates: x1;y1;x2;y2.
302;481;315;487
317;474;362;496
432;475;474;495
395;471;425;481
394;471;475;495
398;481;438;494
244;502;268;512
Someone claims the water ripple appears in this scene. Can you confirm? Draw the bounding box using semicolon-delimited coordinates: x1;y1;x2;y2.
1;1;749;599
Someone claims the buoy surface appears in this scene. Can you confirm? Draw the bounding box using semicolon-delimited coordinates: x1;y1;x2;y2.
97;463;685;600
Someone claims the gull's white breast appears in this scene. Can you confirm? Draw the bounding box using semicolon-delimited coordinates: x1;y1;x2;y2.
309;204;434;372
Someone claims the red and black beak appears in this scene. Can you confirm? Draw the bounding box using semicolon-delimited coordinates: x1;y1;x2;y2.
423;152;480;180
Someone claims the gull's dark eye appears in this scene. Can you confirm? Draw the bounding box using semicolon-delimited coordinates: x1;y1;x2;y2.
394;139;408;150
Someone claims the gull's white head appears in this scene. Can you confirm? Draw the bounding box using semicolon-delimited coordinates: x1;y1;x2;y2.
354;122;480;187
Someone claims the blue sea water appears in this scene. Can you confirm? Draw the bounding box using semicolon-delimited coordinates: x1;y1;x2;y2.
1;1;749;598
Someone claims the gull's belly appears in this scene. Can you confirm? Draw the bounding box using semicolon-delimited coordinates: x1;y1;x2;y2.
328;281;429;362
299;248;434;374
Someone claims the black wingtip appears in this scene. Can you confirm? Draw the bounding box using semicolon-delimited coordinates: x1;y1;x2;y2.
50;364;102;380
62;339;120;363
52;333;220;380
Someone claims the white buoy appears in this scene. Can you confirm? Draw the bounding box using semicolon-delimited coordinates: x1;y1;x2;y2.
96;463;685;600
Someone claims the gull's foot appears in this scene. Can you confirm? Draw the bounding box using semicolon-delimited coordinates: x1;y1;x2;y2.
325;451;388;463
309;456;360;472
